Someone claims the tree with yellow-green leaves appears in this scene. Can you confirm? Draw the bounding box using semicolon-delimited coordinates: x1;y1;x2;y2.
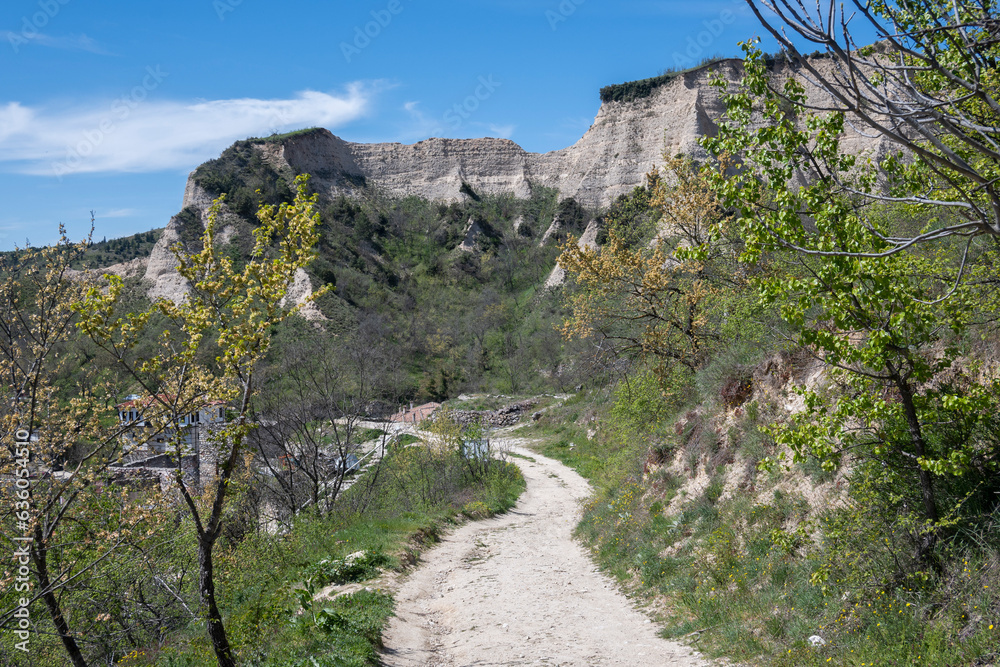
558;158;756;393
74;174;326;667
0;231;185;667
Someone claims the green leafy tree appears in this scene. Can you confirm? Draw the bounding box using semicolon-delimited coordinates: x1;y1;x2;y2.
0;233;182;667
732;0;1000;251
75;175;325;667
701;28;1000;566
559;160;749;387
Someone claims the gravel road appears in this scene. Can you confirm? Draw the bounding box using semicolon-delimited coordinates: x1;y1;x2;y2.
378;439;712;666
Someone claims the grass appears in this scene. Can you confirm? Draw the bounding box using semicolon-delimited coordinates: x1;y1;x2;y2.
394;433;422;447
523;387;1000;667
112;445;526;667
354;427;387;443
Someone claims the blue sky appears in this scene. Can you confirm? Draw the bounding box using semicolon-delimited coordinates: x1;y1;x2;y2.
0;0;785;249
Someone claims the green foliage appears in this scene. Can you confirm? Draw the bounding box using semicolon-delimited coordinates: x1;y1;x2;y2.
598;58;725;103
608;368;678;445
702;38;1000;567
193;140;295;220
532;388;1000;666
129;427;525;666
304;550;392;587
284;590;394;667
71;228;162;269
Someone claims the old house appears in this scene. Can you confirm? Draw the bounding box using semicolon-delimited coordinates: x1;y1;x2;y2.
113;394;227;489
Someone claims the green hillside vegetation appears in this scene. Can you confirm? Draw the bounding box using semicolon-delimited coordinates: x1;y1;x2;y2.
599;58;725;103
72;229;162;269
191;139;598;400
545;28;1000;664
6;5;1000;662
541;164;1000;664
0;190;527;667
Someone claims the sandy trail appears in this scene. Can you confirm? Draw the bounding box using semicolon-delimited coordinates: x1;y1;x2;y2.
379;439;711;666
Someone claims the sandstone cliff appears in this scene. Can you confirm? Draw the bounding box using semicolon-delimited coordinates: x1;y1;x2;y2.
248;61;737;210
141;57;895;304
252;58;892;209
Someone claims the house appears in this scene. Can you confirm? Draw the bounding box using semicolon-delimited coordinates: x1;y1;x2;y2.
113;394;227;489
116;394;226;454
390;402;441;424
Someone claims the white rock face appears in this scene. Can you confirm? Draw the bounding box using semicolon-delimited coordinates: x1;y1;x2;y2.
145;219;189;303
143;177;221;303
265;58;890;211
458;218;483;252
544;219;600;290
280;267;326;321
576;219;600;252
272;66;719;209
141;57;893;305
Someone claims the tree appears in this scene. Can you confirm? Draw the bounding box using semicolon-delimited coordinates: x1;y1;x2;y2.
75;175;325;666
718;0;1000;257
0;233;179;667
251;321;400;526
559;161;749;387
754;206;1000;564
701;3;1000;568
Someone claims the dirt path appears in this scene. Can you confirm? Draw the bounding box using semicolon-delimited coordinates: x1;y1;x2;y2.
379;439;711;666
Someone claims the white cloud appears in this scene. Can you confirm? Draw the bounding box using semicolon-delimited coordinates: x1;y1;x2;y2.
486;123;515;138
2;31;110;54
397;100;445;140
0;85;374;177
98;208;138;218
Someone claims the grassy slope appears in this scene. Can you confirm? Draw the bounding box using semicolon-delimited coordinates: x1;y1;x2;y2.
521;380;1000;667
94;441;525;667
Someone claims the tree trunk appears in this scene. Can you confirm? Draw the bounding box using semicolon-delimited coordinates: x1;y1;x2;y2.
199;535;235;667
895;377;939;524
32;529;88;667
894;373;940;566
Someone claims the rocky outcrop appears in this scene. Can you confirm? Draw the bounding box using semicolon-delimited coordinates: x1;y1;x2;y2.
544;219;600;290
458;218;484;253
138;57;894;305
251;58;892;211
280;267;326;321
144;220;189;302
67;256;149;284
447;400;538;428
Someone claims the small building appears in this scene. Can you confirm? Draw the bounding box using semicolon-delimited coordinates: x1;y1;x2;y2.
390;402;441;424
116;394;226;454
113;394;227;488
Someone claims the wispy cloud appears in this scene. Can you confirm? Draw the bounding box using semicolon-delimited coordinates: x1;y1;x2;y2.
397;101;515;143
398;100;445;140
0;85;375;177
98;208;138;218
486;123;515;139
2;31;111;54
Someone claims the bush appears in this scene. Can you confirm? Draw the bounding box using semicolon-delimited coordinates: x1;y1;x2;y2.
304;550;391;587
